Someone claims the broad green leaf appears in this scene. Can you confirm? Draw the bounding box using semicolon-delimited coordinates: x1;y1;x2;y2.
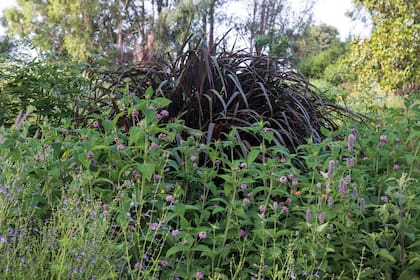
138;163;155;181
316;222;329;234
378;249;396;263
165;245;190;258
247;149;260;166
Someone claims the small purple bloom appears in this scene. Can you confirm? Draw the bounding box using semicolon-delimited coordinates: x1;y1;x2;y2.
273;201;279;210
339;178;348;195
393;164;400;171
124;180;131;187
380;196;389;203
259;205;267;213
352;187;358;199
154;174;161;180
239;184;247;190
156;113;162;120
240;229;247;238
149;222;159;231
306;209;311;222
86;151;94;159
132;171;141;179
165;195;174;203
282;206;289;213
243;198;250;205
380;134;388;143
161;260;169;267
348;134;356;152
247;192;253;198
128;225;135;232
279;176;287;183
198;231;207;239
318;213;325;224
195;272;204;279
151;142;159;149
131;109;139;117
360;198;366;211
328;160;335;178
134;262;141;270
240;162;247;168
288;173;295;180
171;229;179;236
160;110;169;117
327;196;334;206
190;156;197;162
292;179;299;186
117;144;125;150
114;136;119;143
92;120;99;128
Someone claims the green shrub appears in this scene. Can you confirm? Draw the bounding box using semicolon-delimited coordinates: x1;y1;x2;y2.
0;91;418;279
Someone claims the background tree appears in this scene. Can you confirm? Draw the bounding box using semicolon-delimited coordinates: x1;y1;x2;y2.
297;24;348;80
348;0;419;95
242;0;316;57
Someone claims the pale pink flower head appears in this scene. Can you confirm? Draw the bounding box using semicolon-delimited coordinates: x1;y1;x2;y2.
242;198;250;206
305;209;311;222
92;120;99;128
160;110;169;117
318;213;325;224
161;260;169;268
198;231;207;239
360;198;366;211
380;134;388;143
132;170;141;179
195;271;204;279
258;205;267;213
393;164;400;171
86;151;94;159
149;222;159;231
380;196;389;203
279;176;287;183
131;109;139;117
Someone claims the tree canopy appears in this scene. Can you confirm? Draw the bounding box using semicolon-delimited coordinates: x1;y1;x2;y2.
349;0;419;94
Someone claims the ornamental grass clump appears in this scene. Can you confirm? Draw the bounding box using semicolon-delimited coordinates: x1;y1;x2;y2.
75;47;361;158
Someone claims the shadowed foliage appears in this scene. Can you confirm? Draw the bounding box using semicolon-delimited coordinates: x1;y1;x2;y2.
76;48;362;156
